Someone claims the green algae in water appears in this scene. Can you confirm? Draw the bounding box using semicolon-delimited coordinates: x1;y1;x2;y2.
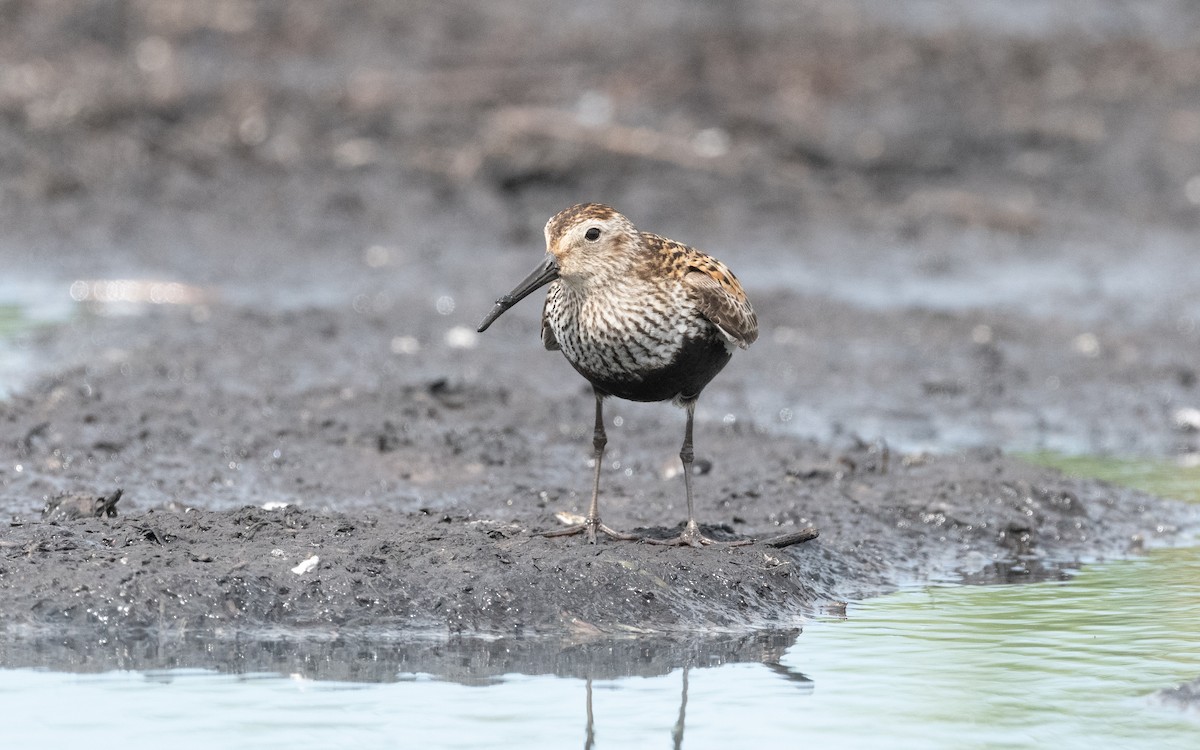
0;298;76;396
0;304;25;337
1023;451;1200;504
790;546;1200;749
0;304;31;397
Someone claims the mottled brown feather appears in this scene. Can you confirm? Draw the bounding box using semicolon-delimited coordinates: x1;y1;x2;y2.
638;232;758;348
683;270;758;348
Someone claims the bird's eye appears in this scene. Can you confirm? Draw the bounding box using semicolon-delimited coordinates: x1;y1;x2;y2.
584;227;601;241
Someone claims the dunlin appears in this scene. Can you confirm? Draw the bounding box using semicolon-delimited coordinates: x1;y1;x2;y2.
478;203;758;547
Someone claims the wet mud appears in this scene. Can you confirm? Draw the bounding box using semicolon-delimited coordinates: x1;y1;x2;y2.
2;0;1200;674
0;305;1193;638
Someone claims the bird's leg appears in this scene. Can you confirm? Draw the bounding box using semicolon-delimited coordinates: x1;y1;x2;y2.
544;389;638;543
674;399;708;547
585;391;608;536
648;398;752;548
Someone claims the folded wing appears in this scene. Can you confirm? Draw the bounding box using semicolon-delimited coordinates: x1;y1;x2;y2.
683;262;758;349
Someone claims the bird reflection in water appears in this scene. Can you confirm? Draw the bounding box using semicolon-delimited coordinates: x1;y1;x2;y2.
578;661;812;748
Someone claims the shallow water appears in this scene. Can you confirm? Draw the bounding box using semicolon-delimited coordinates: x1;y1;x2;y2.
1026;452;1200;504
0;280;77;398
4;546;1197;749
0;307;36;399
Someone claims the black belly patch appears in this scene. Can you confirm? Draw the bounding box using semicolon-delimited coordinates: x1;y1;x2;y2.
573;335;732;403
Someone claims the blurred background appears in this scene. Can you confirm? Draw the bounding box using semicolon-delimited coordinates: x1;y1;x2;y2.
3;0;1198;274
2;0;1200;457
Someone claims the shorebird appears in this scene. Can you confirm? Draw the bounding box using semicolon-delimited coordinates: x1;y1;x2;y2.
477;203;758;547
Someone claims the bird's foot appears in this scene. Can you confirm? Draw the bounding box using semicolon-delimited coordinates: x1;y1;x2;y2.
543;516;639;544
644;520;753;548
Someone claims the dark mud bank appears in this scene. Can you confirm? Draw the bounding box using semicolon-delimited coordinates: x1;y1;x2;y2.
2;449;1194;638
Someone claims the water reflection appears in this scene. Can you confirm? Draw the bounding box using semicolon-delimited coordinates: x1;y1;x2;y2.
670;670;685;750
960;558;1081;585
582;668;696;750
0;626;813;747
0;626;805;684
585;677;596;750
566;642;813;749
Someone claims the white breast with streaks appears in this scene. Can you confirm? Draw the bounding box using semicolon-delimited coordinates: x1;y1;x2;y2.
546;280;711;383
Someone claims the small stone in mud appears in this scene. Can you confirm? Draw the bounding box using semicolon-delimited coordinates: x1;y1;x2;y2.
42;489;123;522
762;527;820;548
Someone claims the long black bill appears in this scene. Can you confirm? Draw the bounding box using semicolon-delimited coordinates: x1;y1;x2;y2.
477;253;560;332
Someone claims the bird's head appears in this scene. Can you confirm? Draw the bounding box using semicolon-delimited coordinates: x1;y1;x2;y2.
477;203;638;333
544;203;639;286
